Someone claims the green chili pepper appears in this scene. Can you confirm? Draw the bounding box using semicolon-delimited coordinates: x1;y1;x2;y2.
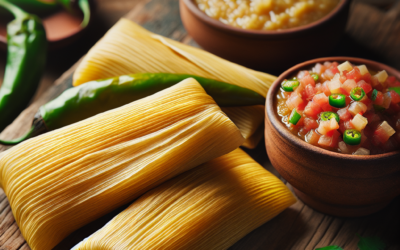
350;87;365;101
56;0;90;27
0;73;265;145
281;79;299;92
343;129;362;145
320;111;340;123
0;0;47;132
311;73;319;82
388;87;400;96
289;108;301;125
371;89;378;101
329;94;346;108
0;0;58;16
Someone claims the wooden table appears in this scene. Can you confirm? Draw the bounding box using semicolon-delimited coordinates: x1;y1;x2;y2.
0;0;399;249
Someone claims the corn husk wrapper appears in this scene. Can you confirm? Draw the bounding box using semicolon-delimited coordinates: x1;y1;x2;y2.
73;148;296;250
0;79;244;250
72;19;275;147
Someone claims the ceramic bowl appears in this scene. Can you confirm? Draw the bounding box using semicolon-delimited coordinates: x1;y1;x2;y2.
180;0;351;71
264;57;400;217
0;2;94;50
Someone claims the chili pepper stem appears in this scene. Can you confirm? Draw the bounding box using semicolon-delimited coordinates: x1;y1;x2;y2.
0;0;28;19
0;114;48;145
78;0;90;28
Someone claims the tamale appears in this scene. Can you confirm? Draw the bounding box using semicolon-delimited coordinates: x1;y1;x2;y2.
73;148;296;250
72;19;275;147
0;78;244;250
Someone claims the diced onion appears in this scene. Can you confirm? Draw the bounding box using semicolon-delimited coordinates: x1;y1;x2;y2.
380;121;396;137
351;114;368;131
356;65;369;75
348;102;367;116
353;147;370;155
374;70;388;83
338;61;353;73
338;141;350;154
328;75;341;93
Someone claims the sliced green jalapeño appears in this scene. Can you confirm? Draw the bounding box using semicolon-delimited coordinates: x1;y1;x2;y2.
311;73;319;82
329;94;346;108
281;79;300;92
289;108;302;125
320;111;340;123
371;89;378;101
350;87;365;101
343;129;362;145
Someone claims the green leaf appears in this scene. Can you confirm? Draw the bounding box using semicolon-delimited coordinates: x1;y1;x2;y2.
357;235;386;250
316;246;344;250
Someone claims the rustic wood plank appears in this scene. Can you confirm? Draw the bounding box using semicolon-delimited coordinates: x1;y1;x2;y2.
0;1;399;250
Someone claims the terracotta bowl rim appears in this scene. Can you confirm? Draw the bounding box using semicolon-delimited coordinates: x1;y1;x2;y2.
266;56;400;160
182;0;350;37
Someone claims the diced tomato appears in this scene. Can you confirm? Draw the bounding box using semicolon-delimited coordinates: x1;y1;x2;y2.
385;76;397;87
363;111;380;123
386;103;400;115
313;93;332;112
374;91;384;106
341;79;357;95
303;118;319;131
330;65;340;75
373;122;395;144
361;72;372;84
345;67;362;82
294;82;306;95
318;119;339;135
286;92;304;110
337;108;352;121
304;101;322;119
318;130;340;148
390;90;400;104
295;116;305;127
357;80;372;94
382;92;392;109
304;85;316;100
300;74;316;87
305;129;321;145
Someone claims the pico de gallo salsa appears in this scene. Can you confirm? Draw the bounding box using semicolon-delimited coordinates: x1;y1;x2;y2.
276;61;400;155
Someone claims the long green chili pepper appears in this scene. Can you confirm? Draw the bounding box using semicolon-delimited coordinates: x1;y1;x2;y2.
0;73;265;145
56;0;90;27
0;0;47;132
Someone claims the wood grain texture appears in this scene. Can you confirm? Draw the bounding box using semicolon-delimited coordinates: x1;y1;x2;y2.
0;0;400;249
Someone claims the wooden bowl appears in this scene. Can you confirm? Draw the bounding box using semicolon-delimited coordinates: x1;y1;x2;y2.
179;0;351;71
0;4;93;51
264;57;400;217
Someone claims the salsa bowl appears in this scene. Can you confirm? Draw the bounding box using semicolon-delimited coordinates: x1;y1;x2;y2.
264;57;400;217
180;0;350;71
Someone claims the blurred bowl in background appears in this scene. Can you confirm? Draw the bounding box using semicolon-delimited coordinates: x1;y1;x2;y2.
0;2;94;51
180;0;351;72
